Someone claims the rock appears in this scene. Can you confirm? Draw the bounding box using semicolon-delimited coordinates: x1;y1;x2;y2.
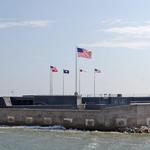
118;126;150;133
139;126;149;133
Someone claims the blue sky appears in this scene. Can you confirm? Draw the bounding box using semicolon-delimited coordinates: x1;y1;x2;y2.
1;0;150;96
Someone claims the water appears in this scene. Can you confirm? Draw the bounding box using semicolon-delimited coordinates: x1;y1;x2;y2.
0;126;150;150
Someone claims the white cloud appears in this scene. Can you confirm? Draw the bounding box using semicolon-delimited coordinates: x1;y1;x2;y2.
0;20;53;29
105;25;150;35
93;20;150;49
92;20;150;49
101;18;136;25
81;40;150;49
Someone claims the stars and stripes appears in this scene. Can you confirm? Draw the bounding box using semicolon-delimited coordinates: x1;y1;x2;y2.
77;47;92;59
50;66;58;72
49;46;103;96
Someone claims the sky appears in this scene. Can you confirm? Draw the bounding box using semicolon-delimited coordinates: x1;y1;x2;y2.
1;0;150;96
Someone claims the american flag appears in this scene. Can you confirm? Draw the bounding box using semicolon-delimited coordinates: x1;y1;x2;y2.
94;68;101;73
50;66;58;72
77;47;92;59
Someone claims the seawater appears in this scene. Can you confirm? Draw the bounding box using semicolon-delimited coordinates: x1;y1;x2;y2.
0;126;150;150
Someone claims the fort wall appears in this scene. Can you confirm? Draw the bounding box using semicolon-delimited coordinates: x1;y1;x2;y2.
0;104;149;130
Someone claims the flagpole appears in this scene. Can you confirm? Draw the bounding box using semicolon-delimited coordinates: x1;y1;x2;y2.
79;69;80;95
94;70;95;96
75;48;78;95
50;68;53;95
63;71;64;95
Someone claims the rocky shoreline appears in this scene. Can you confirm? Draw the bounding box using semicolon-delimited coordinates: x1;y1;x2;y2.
118;126;150;133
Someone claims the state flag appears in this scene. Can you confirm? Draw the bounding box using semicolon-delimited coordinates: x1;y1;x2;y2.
77;47;92;59
63;69;69;74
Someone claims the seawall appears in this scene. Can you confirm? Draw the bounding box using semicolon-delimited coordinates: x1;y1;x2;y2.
0;104;150;130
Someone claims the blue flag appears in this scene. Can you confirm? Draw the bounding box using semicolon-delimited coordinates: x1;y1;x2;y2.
63;69;69;74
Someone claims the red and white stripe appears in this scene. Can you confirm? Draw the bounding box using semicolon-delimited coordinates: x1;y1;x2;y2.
78;50;92;59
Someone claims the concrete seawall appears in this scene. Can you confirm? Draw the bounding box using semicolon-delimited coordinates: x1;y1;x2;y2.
0;104;150;130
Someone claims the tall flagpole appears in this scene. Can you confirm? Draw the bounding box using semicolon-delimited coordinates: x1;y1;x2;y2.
75;48;78;95
94;70;96;97
79;69;80;95
50;68;53;95
63;71;64;95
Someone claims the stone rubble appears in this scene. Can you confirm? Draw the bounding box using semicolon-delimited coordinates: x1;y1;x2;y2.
118;126;150;133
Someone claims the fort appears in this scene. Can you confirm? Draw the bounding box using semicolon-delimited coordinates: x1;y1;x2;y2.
0;95;150;131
